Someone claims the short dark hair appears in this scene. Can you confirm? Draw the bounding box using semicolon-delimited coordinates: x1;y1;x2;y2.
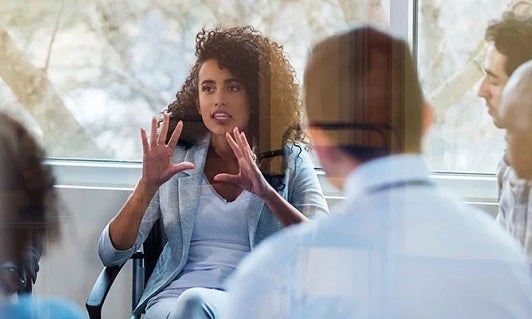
304;25;424;162
485;11;532;76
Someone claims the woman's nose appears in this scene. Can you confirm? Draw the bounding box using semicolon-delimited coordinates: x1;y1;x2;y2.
213;90;226;106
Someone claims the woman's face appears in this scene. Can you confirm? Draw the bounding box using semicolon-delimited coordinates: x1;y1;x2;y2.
197;59;251;136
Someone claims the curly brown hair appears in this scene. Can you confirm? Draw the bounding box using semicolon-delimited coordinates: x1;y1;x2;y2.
485;11;532;76
0;112;59;267
164;25;307;176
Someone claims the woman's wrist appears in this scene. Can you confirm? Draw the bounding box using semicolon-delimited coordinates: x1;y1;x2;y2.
136;178;159;197
259;183;278;202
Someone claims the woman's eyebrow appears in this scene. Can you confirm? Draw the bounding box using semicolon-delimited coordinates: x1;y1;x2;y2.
200;78;239;85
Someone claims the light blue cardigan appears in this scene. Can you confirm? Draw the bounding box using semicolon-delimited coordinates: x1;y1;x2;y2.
98;136;329;315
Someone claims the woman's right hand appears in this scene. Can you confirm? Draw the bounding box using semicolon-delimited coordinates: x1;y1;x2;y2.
139;112;195;190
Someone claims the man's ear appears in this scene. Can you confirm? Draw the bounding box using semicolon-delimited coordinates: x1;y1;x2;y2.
307;127;336;151
422;101;433;136
307;127;331;166
308;127;362;190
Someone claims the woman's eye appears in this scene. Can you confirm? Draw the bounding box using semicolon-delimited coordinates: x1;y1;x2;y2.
201;85;214;93
226;84;241;93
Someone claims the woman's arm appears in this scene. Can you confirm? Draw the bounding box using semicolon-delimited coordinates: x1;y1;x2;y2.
259;183;308;226
107;113;195;250
108;180;159;250
283;144;329;220
98;188;160;267
214;128;328;227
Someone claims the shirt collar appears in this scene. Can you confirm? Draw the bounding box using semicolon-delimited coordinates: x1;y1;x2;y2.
343;154;431;199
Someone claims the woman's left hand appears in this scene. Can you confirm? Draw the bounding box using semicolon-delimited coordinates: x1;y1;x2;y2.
214;127;271;197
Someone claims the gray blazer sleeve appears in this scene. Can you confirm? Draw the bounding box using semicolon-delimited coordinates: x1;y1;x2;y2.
98;190;162;267
285;144;329;219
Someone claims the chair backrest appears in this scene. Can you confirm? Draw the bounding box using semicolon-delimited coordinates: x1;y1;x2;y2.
88;218;168;319
142;218;167;284
131;217;167;314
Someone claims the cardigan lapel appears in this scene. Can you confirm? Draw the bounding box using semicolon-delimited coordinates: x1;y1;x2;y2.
176;139;209;262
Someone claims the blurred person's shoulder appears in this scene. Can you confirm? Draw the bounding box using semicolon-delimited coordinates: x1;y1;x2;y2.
0;295;87;319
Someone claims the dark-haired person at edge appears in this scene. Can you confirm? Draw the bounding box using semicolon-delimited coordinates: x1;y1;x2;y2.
222;25;532;318
499;61;532;272
477;10;532;264
0;112;86;318
97;25;328;319
499;60;532;185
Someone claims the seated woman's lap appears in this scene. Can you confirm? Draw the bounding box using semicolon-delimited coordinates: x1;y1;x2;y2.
145;287;227;319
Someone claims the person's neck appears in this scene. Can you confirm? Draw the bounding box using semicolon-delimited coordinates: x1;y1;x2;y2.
209;134;235;161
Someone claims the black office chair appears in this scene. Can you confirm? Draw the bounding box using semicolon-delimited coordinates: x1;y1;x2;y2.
86;219;166;319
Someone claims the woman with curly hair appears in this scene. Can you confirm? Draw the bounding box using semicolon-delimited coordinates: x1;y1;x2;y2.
98;25;328;319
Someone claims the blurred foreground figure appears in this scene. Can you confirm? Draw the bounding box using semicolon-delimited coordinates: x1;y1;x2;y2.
499;60;532;181
0;112;85;318
223;25;532;319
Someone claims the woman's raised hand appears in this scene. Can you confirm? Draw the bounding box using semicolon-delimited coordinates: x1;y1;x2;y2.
214;127;270;197
140;112;195;189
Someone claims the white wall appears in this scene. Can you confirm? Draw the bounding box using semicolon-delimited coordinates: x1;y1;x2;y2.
35;187;133;318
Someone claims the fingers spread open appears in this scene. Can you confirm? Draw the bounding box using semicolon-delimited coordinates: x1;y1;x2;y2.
168;120;183;147
172;161;195;173
226;128;256;164
226;131;243;158
149;116;158;146
158;112;170;145
238;131;255;162
213;173;239;185
140;128;149;154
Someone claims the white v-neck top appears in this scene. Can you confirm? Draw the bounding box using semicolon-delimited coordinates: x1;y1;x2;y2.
158;176;252;295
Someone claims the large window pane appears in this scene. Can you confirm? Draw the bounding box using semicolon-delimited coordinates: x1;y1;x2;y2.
418;0;517;173
0;0;390;160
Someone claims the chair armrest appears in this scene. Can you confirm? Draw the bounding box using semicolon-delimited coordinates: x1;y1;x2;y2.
86;265;124;319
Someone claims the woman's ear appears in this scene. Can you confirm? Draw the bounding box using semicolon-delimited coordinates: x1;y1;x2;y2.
422;101;433;136
196;99;201;115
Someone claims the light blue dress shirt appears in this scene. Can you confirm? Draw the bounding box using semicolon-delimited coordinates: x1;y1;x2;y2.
224;154;532;319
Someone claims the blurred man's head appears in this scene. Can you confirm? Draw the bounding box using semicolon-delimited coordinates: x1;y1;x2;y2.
499;60;532;179
304;26;429;187
478;11;532;128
